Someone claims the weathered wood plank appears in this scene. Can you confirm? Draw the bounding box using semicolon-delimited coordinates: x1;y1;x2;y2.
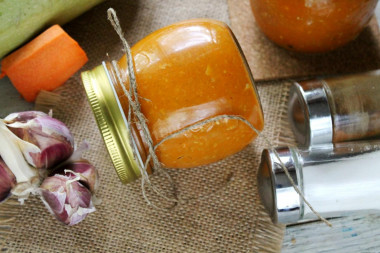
282;212;380;252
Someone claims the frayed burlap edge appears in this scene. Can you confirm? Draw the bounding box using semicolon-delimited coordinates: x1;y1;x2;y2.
0;198;20;250
277;82;297;146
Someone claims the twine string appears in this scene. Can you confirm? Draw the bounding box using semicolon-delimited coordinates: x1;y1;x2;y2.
107;9;178;207
106;8;331;226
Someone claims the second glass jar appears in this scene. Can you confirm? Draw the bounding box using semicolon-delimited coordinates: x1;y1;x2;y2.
250;0;378;53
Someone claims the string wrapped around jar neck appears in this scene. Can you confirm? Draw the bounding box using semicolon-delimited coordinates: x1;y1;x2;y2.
106;8;331;227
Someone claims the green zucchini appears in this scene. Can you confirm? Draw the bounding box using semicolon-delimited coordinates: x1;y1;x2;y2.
0;0;104;58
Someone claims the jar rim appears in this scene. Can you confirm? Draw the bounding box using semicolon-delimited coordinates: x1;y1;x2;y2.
81;62;142;183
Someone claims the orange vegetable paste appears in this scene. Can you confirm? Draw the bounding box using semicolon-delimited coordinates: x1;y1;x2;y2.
113;19;264;168
250;0;378;52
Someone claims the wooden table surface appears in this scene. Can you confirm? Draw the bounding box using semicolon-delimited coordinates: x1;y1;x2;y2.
1;5;380;253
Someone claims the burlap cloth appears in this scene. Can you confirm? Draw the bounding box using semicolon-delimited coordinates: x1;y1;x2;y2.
2;0;377;252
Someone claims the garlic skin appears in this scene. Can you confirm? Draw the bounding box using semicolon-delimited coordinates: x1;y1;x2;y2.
0;157;16;203
4;111;74;170
59;159;98;193
40;174;95;226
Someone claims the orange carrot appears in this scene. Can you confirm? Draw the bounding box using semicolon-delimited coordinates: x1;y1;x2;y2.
0;25;88;102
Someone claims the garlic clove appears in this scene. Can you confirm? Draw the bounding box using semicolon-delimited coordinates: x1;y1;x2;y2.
0;121;39;185
39;174;95;226
4;111;74;170
0;157;16;203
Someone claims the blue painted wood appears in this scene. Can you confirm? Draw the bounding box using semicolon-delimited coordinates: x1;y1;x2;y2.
282;212;380;252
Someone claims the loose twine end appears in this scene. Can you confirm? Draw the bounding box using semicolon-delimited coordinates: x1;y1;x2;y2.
106;8;332;227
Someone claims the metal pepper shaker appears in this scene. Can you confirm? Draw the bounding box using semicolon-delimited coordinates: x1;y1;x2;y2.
288;70;380;146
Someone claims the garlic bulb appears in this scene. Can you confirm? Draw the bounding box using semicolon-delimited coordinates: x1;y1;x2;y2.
40;160;98;225
0;157;16;203
0;111;98;226
40;173;96;226
4;111;74;170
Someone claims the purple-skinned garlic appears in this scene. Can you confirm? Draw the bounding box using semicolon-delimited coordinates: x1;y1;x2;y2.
0;157;16;203
40;159;99;225
40;173;96;226
4;111;74;170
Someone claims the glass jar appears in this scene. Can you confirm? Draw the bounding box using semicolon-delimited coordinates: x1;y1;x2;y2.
81;19;264;183
250;0;378;53
288;70;380;146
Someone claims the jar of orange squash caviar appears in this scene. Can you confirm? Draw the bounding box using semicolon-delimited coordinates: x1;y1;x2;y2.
250;0;378;53
81;19;264;183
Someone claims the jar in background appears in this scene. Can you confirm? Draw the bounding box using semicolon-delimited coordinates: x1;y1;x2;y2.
81;19;264;183
250;0;378;53
288;70;380;146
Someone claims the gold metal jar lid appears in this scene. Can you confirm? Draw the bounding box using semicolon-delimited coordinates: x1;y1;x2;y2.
81;62;141;183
